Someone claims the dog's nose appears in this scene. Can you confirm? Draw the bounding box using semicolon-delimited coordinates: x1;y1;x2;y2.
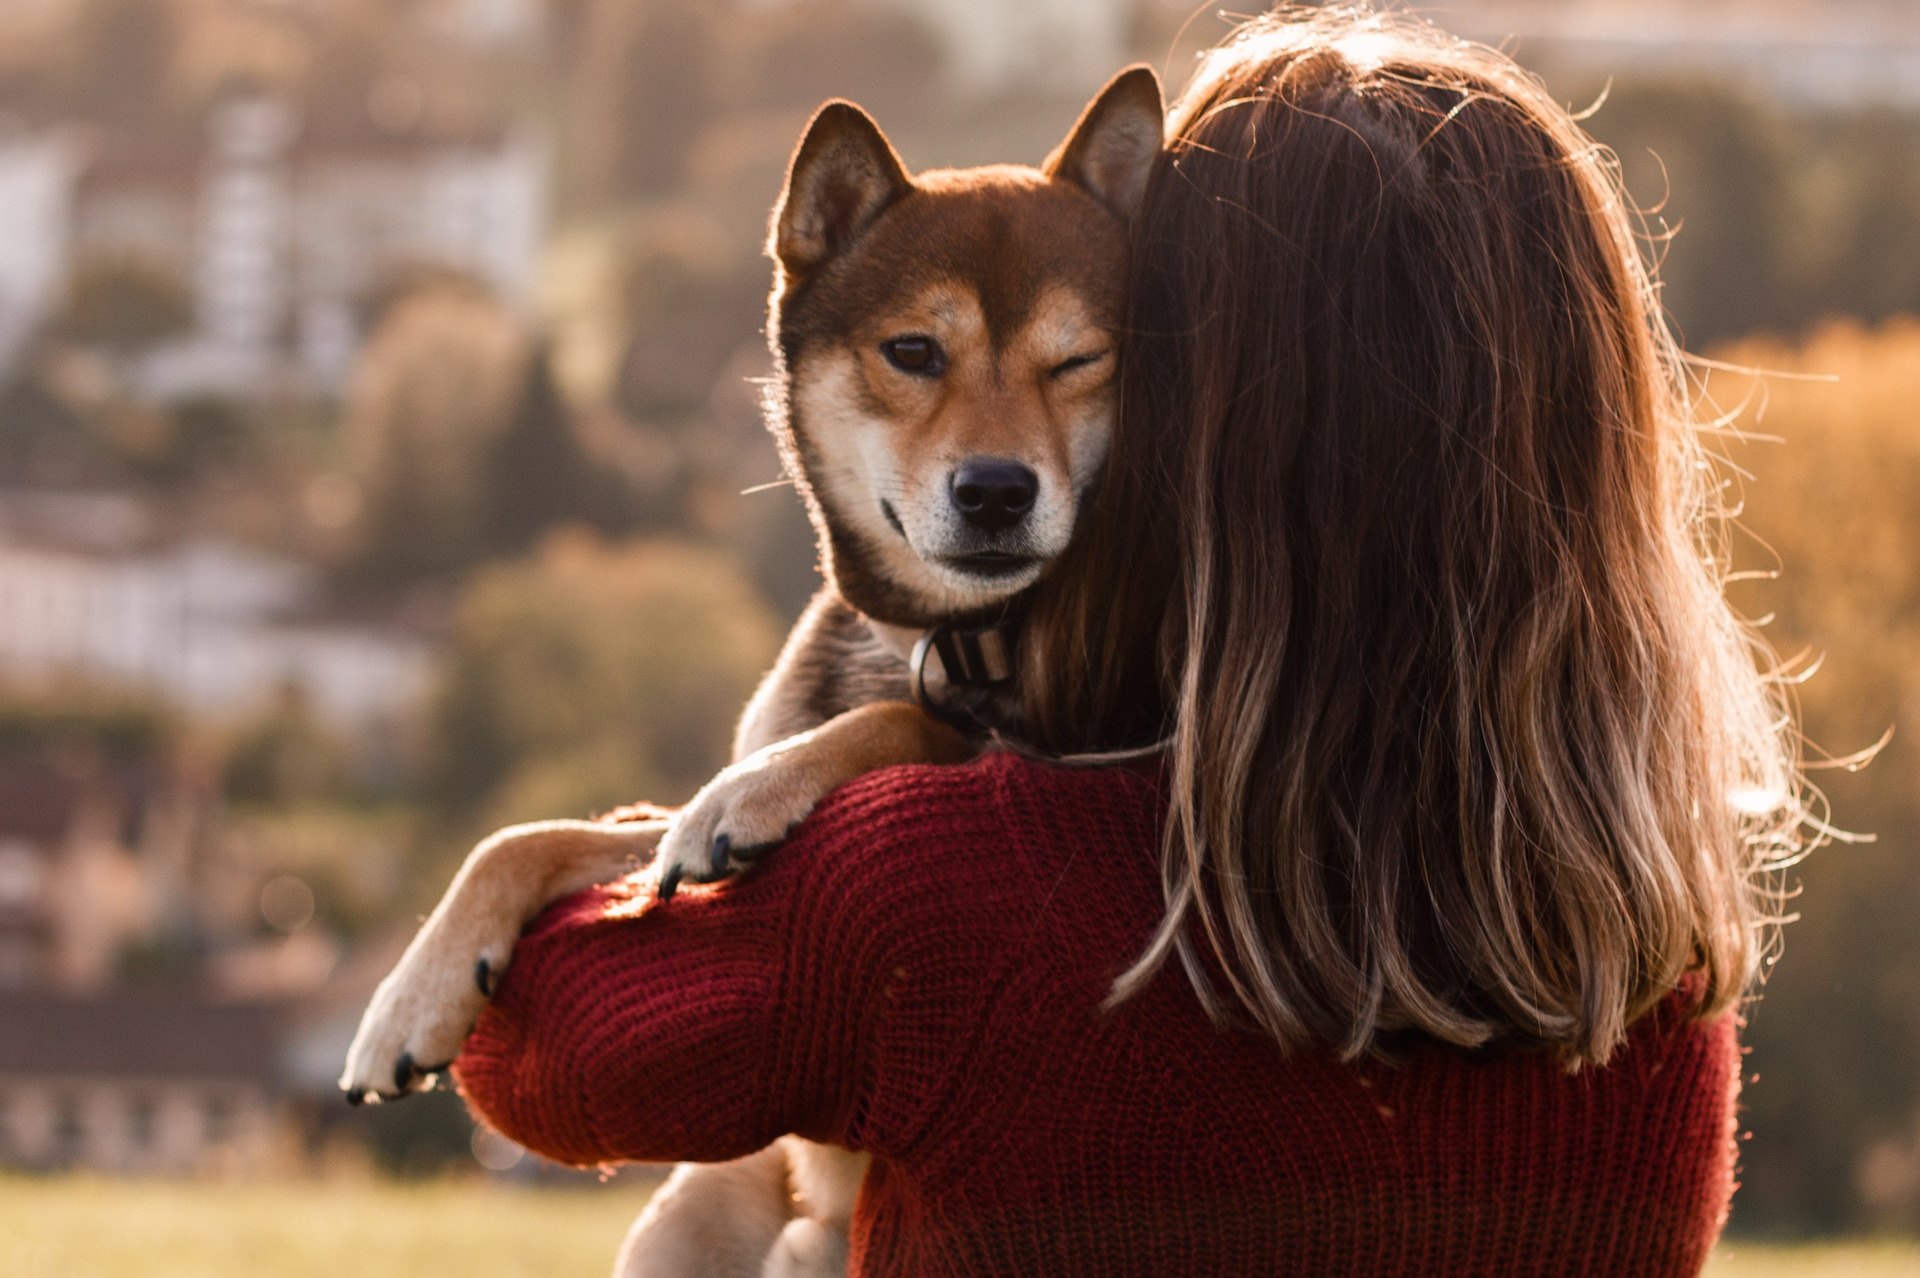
950;459;1038;533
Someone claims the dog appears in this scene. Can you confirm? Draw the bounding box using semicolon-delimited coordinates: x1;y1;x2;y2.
341;65;1163;1277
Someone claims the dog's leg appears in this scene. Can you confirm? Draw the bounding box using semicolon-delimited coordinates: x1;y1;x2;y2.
615;1147;796;1278
655;701;973;893
761;1219;849;1278
617;1139;861;1278
340;818;665;1101
761;1140;866;1278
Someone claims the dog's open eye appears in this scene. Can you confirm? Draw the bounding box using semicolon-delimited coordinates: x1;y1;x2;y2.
880;335;946;376
1049;350;1110;379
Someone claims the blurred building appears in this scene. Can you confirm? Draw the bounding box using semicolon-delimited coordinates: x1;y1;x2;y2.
0;491;430;731
0;989;287;1175
65;92;548;399
0;126;81;376
0;753;194;993
0;725;343;1176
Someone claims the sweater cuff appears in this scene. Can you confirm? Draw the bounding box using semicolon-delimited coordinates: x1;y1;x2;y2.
453;887;625;1168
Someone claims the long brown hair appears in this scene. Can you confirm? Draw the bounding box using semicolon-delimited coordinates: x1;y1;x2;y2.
1020;7;1807;1064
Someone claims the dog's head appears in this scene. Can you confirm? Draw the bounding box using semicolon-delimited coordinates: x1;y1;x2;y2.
766;68;1163;628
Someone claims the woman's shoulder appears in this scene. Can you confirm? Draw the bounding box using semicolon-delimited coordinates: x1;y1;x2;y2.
802;747;1168;844
786;748;1166;886
744;749;1168;985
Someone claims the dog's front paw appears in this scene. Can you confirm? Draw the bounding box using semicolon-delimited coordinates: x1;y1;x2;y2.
653;747;834;900
339;928;509;1105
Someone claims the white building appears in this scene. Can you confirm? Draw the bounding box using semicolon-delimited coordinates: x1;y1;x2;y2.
287;122;549;388
0;128;80;375
0;494;430;731
70;93;548;399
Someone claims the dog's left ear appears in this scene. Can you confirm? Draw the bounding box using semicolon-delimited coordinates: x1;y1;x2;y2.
1045;65;1164;222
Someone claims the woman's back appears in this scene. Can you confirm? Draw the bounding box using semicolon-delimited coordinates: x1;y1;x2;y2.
457;752;1738;1277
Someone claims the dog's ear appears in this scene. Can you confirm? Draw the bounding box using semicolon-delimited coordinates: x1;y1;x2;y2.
1045;65;1164;222
772;101;913;277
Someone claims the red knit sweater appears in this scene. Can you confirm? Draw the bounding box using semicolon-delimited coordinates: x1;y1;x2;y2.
455;752;1740;1277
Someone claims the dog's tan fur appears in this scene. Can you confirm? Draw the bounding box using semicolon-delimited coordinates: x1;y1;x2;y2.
342;68;1162;1277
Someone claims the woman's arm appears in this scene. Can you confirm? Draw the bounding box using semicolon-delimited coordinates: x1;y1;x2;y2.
453;868;847;1166
451;759;1026;1168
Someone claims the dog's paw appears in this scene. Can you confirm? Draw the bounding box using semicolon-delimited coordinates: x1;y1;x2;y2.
339;929;510;1105
653;749;833;900
764;1217;851;1278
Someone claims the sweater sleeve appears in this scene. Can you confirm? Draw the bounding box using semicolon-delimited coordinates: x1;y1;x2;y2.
452;759;1025;1169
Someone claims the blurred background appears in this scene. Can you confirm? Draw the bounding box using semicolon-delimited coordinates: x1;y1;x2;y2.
0;0;1916;1273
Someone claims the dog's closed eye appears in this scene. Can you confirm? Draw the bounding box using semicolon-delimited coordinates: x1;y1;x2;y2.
1049;350;1110;379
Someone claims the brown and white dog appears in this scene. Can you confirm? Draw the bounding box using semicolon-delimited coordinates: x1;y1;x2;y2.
341;67;1163;1277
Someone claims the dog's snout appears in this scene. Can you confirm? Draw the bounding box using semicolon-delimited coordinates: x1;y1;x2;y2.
950;458;1038;533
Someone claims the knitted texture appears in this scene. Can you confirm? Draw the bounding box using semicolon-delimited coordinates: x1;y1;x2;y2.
455;751;1741;1277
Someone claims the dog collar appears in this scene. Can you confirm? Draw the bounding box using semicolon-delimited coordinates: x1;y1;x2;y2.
910;611;1022;730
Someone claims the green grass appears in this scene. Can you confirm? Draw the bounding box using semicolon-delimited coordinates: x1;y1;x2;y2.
1708;1242;1920;1277
0;1175;653;1278
3;1175;1917;1277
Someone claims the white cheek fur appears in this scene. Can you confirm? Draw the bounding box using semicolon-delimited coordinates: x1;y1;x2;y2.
795;360;1027;611
792;354;1116;611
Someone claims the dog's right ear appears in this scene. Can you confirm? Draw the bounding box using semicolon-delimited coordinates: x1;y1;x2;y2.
1046;65;1163;222
772;101;912;278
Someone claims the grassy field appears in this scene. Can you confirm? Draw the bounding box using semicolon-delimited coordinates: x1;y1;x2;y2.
0;1176;652;1278
3;1175;1918;1277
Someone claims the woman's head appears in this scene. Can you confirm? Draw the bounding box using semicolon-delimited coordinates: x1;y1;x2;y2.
1024;7;1803;1062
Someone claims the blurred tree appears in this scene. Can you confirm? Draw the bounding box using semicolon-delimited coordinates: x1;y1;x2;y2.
615;208;765;420
1792;109;1920;331
479;336;636;558
1707;321;1920;1236
166;395;255;473
57;252;195;362
1581;77;1801;346
0;373;96;487
1565;75;1920;347
427;532;783;832
564;0;719;208
223;688;352;809
341;279;525;585
0;682;176;767
98;394;262;489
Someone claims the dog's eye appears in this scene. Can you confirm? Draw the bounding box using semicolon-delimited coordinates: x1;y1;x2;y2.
1049;350;1109;379
880;335;946;376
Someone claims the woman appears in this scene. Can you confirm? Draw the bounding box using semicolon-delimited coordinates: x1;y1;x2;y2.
455;10;1804;1275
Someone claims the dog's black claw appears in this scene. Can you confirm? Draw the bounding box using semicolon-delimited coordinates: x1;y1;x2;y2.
394;1052;417;1092
475;958;494;998
710;834;732;877
345;1087;366;1107
657;862;684;902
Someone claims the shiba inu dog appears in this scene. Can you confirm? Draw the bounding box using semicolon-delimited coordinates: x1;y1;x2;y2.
341;66;1163;1277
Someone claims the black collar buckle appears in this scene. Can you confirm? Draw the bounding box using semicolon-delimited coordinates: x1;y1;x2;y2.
910;611;1022;730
